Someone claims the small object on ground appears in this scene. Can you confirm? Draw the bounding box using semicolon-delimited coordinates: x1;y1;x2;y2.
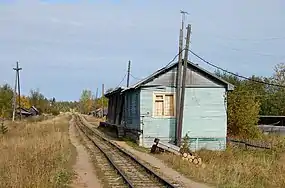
193;158;199;165
197;157;202;165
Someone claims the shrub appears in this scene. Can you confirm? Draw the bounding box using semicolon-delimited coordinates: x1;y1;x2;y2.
227;85;262;139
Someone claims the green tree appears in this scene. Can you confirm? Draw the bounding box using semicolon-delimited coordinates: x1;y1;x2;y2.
216;72;262;139
266;63;285;115
29;89;53;114
79;89;93;114
0;84;14;118
227;85;261;139
94;96;108;109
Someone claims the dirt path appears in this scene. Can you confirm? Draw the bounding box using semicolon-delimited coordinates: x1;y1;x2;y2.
69;118;103;188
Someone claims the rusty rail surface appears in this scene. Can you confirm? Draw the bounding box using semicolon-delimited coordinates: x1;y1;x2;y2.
74;114;180;188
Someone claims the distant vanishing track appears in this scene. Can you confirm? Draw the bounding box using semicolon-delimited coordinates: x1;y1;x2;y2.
73;114;181;188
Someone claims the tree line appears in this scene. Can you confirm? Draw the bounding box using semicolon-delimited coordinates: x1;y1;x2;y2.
217;63;285;139
0;85;77;118
0;84;110;118
78;89;109;114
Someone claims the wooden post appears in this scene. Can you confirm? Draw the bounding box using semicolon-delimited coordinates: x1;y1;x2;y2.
177;24;191;146
176;28;183;145
176;10;188;145
101;84;104;117
12;62;22;121
127;60;131;87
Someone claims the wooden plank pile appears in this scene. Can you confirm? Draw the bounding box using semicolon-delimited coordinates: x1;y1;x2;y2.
151;138;181;155
151;138;205;167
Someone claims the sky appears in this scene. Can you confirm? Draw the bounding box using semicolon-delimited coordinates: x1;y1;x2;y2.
0;0;284;101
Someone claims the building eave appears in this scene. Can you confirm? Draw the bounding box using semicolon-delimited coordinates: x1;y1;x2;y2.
122;60;234;92
104;87;126;98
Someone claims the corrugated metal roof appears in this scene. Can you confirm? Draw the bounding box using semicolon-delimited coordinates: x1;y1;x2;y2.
106;61;234;97
105;87;126;98
123;61;234;92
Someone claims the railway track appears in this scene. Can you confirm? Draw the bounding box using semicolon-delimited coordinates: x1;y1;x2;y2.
73;114;181;188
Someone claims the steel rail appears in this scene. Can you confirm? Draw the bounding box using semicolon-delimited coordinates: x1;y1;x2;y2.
74;115;134;187
76;114;180;188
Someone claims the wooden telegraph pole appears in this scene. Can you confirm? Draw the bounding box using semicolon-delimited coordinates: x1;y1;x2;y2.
126;60;131;87
177;24;191;146
101;84;104;117
176;10;188;145
12;61;22;121
95;87;98;109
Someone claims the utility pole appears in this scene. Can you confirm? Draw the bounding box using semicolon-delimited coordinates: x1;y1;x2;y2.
178;24;191;146
126;60;131;87
12;69;17;122
176;10;188;145
95;87;98;109
101;84;104;117
12;61;22;121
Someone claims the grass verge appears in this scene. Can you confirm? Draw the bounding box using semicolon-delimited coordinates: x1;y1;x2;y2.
157;143;285;188
0;114;74;188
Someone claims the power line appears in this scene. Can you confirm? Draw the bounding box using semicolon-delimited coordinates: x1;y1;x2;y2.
130;74;142;80
208;34;285;42
114;73;127;88
127;49;187;82
112;50;180;88
188;49;285;88
165;48;186;68
213;42;285;59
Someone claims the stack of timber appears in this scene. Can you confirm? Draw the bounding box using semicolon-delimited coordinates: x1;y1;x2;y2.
181;152;204;167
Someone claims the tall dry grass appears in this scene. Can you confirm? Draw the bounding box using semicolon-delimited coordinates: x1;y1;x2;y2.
158;143;285;188
0;114;73;188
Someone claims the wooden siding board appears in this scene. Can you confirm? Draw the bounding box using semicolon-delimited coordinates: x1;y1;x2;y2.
145;65;224;88
108;96;115;123
125;90;140;131
106;93;124;125
115;64;229;150
115;95;122;125
182;88;227;151
106;96;112;122
189;138;226;151
140;87;176;147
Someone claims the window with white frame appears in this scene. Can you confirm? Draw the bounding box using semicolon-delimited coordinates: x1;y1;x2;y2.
153;93;175;117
